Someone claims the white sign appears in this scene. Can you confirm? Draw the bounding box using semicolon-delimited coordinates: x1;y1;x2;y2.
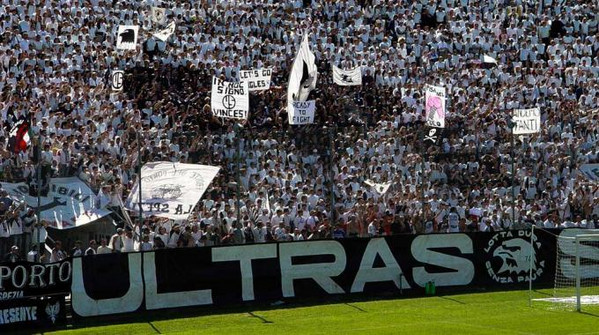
580;164;599;182
111;70;124;91
125;162;220;220
239;68;272;91
153;21;175;42
1;178;111;229
332;65;362;86
151;7;167;25
424;85;446;128
364;179;392;195
512;108;540;134
287;34;318;123
211;77;249;120
289;100;315;125
116;25;139;50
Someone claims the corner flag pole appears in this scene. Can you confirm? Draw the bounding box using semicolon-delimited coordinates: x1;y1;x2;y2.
529;224;534;307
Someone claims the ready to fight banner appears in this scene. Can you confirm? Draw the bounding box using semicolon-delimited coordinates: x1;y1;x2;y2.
70;229;560;317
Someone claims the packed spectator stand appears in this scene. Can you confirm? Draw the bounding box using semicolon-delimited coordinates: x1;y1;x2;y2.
0;0;597;261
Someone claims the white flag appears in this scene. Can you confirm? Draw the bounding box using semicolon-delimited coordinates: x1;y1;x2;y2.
153;21;175;42
287;33;318;123
151;7;167;25
239;68;272;91
364;179;392;196
111;70;124;91
332;65;362;86
483;54;498;64
211;76;249;120
116;25;139;50
424;84;446;128
512;108;540;134
289;100;315;125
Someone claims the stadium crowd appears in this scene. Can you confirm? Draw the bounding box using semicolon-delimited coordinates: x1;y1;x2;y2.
0;0;598;259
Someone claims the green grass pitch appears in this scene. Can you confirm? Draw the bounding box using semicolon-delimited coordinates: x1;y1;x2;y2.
45;290;599;335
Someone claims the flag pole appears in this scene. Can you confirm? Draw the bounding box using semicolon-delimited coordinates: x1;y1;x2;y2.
137;130;143;227
36;131;42;262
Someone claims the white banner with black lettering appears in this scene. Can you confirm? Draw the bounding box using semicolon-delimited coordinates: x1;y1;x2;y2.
512;108;540;134
580;164;599;182
332;65;362;86
239;68;272;91
289;100;315;125
424;85;446;128
211;76;249;120
111;70;124;91
116;25;139;50
125;162;220;220
1;178;111;229
287;34;318;123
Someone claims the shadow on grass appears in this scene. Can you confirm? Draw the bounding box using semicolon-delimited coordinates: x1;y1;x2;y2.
437;296;466;305
248;312;273;324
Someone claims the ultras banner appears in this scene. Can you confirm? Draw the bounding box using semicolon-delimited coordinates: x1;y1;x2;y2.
70;229;559;317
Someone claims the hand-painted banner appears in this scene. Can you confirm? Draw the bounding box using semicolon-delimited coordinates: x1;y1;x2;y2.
424;85;446;128
289;100;315;125
124;162;220;220
111;70;124;91
332;65;362;86
211;77;249;120
152;21;175;42
287;34;318;122
512;108;540;134
239;68;272;91
1;178;111;229
116;25;139;50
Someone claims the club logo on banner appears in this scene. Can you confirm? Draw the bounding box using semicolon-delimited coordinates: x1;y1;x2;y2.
111;70;124;91
289;100;315;125
153;21;175;42
211;77;249;120
239;68;272;91
116;25;139;50
125;162;220;220
1;178;111;229
484;230;545;284
332;65;362;86
424;85;446;128
151;7;167;25
512;108;540;134
287;34;318;123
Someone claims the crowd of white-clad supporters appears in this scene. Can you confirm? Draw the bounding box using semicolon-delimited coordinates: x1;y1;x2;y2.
0;0;598;259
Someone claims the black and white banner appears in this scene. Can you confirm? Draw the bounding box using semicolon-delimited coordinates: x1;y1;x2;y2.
287;34;318;123
151;7;167;25
70;229;559;317
332;65;362;86
0;296;66;329
211;77;249;120
0;260;72;300
125;162;220;220
289;100;315;125
1;178;111;229
116;25;139;50
512;108;541;135
111;70;124;91
153;21;175;42
239;68;272;91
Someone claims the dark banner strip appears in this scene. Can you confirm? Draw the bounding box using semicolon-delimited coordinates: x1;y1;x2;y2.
0;260;71;300
0;296;66;329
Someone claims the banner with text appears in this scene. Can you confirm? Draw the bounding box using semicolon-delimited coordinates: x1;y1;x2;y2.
125;162;220;220
0;296;66;330
0;259;72;300
71;229;559;317
211;77;249;120
512;108;541;134
289;100;315;125
287;34;318;122
239;68;272;91
1;178;111;229
424;85;446;128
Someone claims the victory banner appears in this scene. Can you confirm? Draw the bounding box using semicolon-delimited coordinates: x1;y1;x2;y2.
289;100;315;125
211;77;249;120
332;65;362;86
424;85;446;128
116;25;139;50
239;68;272;91
1;178;111;229
125;162;220;220
512;108;541;134
287;34;318;123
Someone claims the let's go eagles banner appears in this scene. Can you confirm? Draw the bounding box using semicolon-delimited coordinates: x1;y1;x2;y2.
125;162;220;220
211;77;249;120
239;68;272;91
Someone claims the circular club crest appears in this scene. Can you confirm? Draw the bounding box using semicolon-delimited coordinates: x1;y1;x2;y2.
111;71;124;91
222;95;236;109
484;230;545;284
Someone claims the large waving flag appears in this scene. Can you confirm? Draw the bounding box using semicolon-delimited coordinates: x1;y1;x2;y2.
287;33;318;123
